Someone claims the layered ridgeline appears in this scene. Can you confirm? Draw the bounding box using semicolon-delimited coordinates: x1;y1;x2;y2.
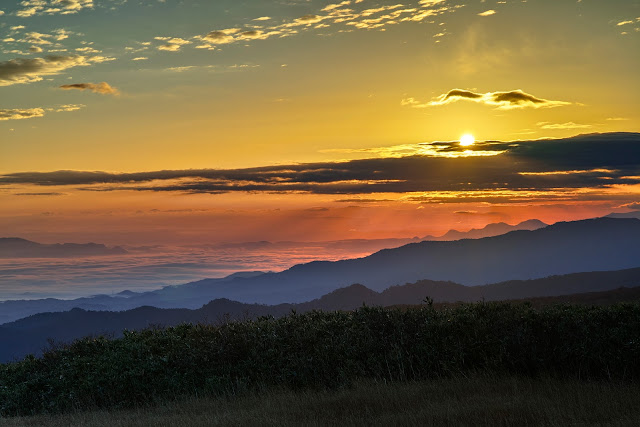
2;267;640;363
1;217;639;323
201;217;640;304
0;238;127;258
0;219;545;259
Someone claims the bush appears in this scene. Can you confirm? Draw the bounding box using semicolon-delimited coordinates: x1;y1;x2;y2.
1;302;640;416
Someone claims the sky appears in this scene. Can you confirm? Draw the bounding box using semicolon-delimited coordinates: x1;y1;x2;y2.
1;0;640;249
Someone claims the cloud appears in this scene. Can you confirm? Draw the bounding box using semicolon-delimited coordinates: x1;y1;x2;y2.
155;37;191;52
537;121;592;130
172;0;458;52
2;133;639;202
201;29;240;44
0;108;45;121
51;104;84;112
59;82;119;95
23;32;53;45
295;14;325;24
478;10;496;16
0;104;84;121
406;89;572;109
14;192;66;196
16;0;94;17
163;64;258;73
0;55;94;86
237;30;270;41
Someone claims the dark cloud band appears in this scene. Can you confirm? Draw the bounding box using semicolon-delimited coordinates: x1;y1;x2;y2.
1;133;639;196
59;82;119;95
404;89;571;109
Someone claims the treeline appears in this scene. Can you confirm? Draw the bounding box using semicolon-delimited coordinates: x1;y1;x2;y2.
2;302;640;416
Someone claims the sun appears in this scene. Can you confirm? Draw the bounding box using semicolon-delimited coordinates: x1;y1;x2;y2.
460;133;475;147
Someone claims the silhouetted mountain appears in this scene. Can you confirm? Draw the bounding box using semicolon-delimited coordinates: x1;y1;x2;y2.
607;211;640;220
193;219;548;256
0;301;287;362
2;217;639;321
0;272;268;324
0;238;128;258
501;286;640;308
380;267;640;304
295;283;379;311
3;266;640;363
160;217;640;304
425;219;547;240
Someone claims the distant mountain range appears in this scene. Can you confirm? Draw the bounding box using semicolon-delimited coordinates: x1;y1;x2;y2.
143;217;640;305
0;219;546;260
607;211;640;220
206;219;549;252
0;238;128;258
2;266;640;363
423;219;547;241
1;216;639;322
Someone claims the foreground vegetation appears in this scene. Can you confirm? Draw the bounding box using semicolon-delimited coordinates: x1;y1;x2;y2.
5;375;640;426
2;302;640;417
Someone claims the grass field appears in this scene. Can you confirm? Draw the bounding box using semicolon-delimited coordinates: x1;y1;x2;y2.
4;375;640;426
2;302;640;422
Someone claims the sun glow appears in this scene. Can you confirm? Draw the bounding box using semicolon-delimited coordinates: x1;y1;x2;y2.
460;134;475;147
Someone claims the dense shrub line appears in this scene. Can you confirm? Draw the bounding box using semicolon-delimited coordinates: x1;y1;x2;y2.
1;302;640;416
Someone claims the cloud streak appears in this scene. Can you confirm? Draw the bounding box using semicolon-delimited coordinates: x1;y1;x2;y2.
2;134;639;200
0;104;84;121
59;82;119;95
538;121;592;130
0;108;45;121
403;89;571;109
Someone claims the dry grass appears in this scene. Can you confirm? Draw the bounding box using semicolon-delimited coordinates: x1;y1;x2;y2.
4;374;640;427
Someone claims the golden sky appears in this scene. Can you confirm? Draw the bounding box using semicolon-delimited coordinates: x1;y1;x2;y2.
1;0;639;245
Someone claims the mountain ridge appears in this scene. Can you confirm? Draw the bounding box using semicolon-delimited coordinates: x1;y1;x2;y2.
0;238;128;258
2;216;638;320
2;265;640;363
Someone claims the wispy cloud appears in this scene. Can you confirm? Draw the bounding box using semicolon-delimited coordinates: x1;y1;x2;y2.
537;121;592;130
13;192;66;196
0;108;45;121
616;18;640;26
51;104;84;112
403;89;572;110
162;0;459;52
0;55;102;86
16;0;94;18
59;82;120;95
155;37;191;52
478;10;496;16
0;104;84;121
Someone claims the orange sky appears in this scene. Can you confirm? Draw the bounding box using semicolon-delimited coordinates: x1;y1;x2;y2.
1;0;639;246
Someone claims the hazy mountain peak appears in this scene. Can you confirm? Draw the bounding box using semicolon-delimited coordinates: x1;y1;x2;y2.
431;218;547;241
0;238;128;258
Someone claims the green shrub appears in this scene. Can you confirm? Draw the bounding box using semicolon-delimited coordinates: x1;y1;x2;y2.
1;302;639;416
